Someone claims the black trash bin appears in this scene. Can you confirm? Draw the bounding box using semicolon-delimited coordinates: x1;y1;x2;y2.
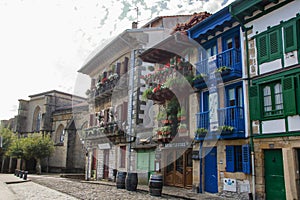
116;171;127;189
23;171;28;180
125;172;138;191
149;174;163;196
19;171;24;179
113;169;118;182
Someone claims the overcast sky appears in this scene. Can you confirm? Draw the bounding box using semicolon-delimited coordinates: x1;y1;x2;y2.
0;0;232;120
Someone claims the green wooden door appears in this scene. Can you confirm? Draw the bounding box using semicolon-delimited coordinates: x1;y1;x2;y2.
264;149;286;200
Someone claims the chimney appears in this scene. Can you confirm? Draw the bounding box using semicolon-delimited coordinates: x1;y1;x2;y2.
132;22;138;29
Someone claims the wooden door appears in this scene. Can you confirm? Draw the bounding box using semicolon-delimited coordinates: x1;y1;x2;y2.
103;150;109;179
185;150;193;188
165;151;174;186
264;149;286;200
174;151;184;187
204;147;218;193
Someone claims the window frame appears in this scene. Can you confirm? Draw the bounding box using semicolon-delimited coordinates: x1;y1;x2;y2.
226;144;250;174
261;81;284;118
256;27;282;65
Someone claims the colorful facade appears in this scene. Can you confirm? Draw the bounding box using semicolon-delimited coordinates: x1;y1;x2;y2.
231;0;300;199
187;6;251;198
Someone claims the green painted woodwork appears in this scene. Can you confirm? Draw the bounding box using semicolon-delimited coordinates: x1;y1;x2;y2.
256;28;282;65
283;76;297;116
284;21;298;53
264;149;286;200
137;149;155;172
254;131;300;138
249;85;261;120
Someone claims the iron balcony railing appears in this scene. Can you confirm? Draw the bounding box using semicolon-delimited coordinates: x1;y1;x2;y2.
195;48;241;75
196;106;245;133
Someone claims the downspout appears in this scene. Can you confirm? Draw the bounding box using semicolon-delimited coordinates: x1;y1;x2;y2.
229;7;255;200
199;140;203;193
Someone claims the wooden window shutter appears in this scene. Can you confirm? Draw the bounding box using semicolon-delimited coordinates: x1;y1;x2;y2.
89;114;94;127
116;62;121;76
257;34;269;64
124;57;129;74
283;76;297;116
242;144;251;174
269;29;281;60
104;109;109;123
284;22;298;53
249;85;261;120
226;146;235;172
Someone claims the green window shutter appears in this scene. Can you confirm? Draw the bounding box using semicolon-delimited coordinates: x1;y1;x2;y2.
242;144;251;174
249;85;261;120
284;22;297;53
226;146;235;172
283;76;297;116
269;29;282;60
257;34;269;64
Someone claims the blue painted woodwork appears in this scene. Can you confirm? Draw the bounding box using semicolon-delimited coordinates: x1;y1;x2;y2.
204;147;218;193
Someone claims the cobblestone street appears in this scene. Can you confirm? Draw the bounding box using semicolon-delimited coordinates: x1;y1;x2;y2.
1;174;237;200
20;174;230;200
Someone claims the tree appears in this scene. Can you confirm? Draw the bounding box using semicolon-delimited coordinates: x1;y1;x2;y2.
23;133;54;174
0;127;14;172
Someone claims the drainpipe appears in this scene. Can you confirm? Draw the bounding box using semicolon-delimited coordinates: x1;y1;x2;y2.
199;140;203;193
229;7;255;200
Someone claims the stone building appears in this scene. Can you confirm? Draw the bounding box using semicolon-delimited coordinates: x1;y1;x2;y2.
15;90;88;173
231;0;300;199
78;15;195;182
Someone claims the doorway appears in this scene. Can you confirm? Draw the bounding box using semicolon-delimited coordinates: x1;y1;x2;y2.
103;149;109;179
164;149;192;188
264;149;286;200
204;147;218;193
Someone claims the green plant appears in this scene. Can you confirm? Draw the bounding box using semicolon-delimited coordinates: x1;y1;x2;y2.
156;111;167;121
142;88;153;100
192;73;207;81
214;66;232;73
217;125;234;132
148;66;155;71
177;108;186;118
178;123;187;130
195;128;208;137
161;126;171;135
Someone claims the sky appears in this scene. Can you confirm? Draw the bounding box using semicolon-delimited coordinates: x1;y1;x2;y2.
0;0;233;120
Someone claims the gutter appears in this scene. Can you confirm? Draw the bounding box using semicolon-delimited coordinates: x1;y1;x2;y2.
229;6;255;200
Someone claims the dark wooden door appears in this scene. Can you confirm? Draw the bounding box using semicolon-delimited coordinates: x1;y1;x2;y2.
164;149;192;188
185;150;193;188
103;150;109;179
264;149;286;200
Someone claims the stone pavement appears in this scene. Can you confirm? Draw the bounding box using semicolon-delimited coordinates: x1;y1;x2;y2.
82;179;224;200
0;173;77;200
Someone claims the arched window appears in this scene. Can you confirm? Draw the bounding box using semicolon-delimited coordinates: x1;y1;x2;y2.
32;106;42;132
55;124;65;144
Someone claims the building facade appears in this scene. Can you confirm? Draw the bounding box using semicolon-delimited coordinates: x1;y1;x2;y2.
231;0;300;199
15;90;88;173
187;6;251;198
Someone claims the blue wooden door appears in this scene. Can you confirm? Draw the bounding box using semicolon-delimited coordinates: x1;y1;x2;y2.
204;147;218;193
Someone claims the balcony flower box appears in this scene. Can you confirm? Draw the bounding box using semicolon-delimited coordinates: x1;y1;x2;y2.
195;128;208;138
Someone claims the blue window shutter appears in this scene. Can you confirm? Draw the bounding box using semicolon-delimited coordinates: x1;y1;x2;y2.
226;146;235;172
242;144;251;174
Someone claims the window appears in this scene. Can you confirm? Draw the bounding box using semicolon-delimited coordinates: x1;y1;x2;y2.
120;146;126;168
257;28;282;64
55;124;65;144
262;82;283;117
226;145;250;174
32;106;41;132
249;76;297;120
284;20;298;53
